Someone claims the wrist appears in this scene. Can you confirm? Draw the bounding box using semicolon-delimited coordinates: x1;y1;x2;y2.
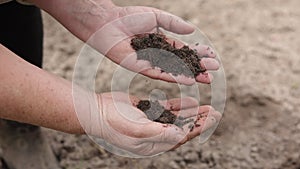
69;0;118;40
28;0;117;41
73;87;103;136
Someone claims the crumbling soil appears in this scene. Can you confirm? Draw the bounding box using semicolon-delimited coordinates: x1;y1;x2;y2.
131;33;207;78
137;100;194;128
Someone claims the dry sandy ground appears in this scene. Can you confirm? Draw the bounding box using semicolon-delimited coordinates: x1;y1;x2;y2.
1;0;300;168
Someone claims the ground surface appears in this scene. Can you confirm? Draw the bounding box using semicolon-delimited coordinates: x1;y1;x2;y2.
1;0;300;169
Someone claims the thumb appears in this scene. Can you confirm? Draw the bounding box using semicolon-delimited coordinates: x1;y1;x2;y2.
152;9;195;34
143;124;187;144
136;124;187;156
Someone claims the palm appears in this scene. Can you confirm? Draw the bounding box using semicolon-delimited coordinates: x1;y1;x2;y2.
86;6;219;85
90;92;221;156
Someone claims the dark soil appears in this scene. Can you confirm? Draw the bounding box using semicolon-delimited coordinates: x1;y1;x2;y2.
131;33;207;78
137;100;194;128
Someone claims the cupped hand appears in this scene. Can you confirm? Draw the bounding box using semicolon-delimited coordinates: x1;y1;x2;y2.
83;92;221;157
74;2;219;85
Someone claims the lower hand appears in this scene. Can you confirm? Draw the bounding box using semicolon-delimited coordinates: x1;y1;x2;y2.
80;92;221;157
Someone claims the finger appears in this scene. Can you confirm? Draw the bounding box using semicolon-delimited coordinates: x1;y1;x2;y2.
171;119;213;149
147;124;187;144
102;92;140;106
200;58;219;71
139;126;186;156
191;45;217;58
166;40;219;71
166;38;185;48
159;97;199;111
166;107;215;149
139;109;221;152
129;109;206;141
154;10;195;35
141;68;196;85
122;47;212;85
196;72;213;84
173;109;199;120
173;109;221;148
188;109;221;136
173;105;212;118
207;108;222;122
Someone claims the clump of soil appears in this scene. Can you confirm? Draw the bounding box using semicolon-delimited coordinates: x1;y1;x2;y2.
137;100;194;128
131;33;207;78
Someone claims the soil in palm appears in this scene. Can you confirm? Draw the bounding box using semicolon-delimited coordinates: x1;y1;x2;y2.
131;33;207;78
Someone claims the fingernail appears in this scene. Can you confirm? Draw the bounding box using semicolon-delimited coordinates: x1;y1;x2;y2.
200;58;219;70
202;116;217;132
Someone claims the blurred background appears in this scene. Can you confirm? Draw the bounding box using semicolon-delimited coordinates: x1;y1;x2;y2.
1;0;300;168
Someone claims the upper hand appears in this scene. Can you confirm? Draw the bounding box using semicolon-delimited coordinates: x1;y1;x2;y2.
71;3;219;85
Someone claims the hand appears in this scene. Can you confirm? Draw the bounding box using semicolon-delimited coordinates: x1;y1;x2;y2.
79;92;222;157
45;0;219;85
88;5;219;85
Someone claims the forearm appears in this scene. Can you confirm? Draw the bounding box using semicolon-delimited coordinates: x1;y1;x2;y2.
0;44;89;134
28;0;116;41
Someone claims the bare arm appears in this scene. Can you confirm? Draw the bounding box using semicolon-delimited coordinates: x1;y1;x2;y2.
0;43;221;156
0;0;221;156
0;44;85;134
27;0;116;42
